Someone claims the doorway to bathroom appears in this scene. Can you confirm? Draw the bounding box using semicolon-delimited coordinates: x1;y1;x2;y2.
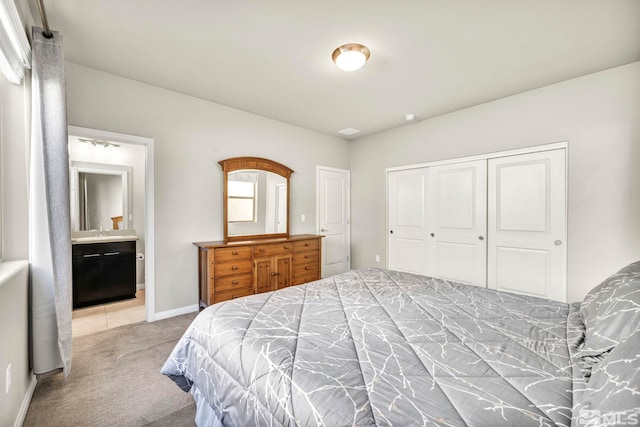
67;126;155;336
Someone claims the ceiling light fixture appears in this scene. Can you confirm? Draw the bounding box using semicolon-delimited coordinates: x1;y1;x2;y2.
332;43;370;72
79;138;120;149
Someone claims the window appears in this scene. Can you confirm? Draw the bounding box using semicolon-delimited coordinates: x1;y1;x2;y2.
228;172;258;222
0;0;31;84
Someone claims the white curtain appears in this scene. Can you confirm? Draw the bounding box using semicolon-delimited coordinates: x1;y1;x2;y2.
29;27;72;376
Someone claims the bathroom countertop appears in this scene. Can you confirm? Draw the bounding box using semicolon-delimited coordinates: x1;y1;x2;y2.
71;235;139;245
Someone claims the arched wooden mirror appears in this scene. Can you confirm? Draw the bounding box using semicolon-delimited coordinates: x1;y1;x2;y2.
220;157;293;242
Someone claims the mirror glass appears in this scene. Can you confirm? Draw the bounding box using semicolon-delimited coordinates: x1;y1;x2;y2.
227;170;287;237
70;161;132;231
221;157;292;241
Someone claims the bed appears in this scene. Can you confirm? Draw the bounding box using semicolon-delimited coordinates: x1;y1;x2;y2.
162;263;640;426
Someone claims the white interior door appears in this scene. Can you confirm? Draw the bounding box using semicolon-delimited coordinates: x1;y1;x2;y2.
317;167;350;277
387;168;431;275
428;160;487;286
487;149;566;301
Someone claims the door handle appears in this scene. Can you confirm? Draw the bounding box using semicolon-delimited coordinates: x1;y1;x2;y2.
320;228;329;232
390;230;394;234
104;252;120;256
478;236;484;241
554;240;563;246
83;254;100;258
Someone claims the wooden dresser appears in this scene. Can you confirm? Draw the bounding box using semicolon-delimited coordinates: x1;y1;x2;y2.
194;234;323;308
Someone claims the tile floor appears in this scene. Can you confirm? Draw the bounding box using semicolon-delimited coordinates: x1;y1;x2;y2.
72;290;146;337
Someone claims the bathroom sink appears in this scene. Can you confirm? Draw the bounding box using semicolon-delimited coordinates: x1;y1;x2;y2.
71;235;139;244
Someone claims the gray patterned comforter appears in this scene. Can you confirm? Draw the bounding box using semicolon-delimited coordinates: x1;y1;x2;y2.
163;268;593;426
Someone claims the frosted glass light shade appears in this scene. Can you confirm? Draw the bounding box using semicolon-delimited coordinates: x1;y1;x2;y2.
332;43;370;72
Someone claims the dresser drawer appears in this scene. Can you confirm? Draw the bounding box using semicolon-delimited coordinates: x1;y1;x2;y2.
214;260;252;277
293;252;319;266
293;239;319;253
213;286;254;304
215;274;252;293
214;246;252;263
253;242;293;257
294;262;319;277
293;272;320;286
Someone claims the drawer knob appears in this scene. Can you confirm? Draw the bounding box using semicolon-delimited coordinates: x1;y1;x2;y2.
232;295;237;299
232;265;238;270
232;280;239;284
271;272;279;276
304;243;309;247
305;267;309;270
284;245;289;249
232;251;238;255
304;255;309;259
260;249;265;252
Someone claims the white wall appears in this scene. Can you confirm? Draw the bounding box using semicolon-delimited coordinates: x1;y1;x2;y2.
350;62;640;303
0;2;34;425
64;62;350;313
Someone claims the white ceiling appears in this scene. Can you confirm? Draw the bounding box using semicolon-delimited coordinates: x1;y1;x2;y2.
35;0;640;140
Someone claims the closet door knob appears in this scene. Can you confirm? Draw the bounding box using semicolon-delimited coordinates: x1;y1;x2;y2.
430;233;435;237
390;230;394;234
554;240;563;246
478;236;484;241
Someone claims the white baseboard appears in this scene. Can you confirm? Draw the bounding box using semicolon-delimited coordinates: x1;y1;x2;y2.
154;304;199;321
14;373;36;427
137;282;145;290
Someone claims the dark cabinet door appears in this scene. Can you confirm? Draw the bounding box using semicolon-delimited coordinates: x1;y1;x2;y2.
101;251;136;301
72;241;137;308
73;254;102;308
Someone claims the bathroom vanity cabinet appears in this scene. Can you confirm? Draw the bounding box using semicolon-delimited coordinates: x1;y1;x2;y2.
72;240;136;308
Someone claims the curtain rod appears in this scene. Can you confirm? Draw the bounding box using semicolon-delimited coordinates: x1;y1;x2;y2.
37;0;53;38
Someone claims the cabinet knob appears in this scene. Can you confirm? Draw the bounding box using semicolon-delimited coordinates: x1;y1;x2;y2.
232;295;238;299
232;251;238;255
305;267;309;270
430;233;435;237
284;245;289;249
232;265;238;270
232;280;239;284
271;272;279;276
259;249;265;252
304;255;309;259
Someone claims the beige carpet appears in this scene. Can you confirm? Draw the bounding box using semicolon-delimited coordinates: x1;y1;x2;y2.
23;312;199;427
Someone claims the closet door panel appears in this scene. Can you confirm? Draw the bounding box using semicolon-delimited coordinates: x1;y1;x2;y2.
428;160;487;286
488;149;566;301
388;168;431;275
435;241;476;284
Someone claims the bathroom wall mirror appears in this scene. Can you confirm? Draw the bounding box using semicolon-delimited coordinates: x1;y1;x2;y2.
70;161;133;231
220;157;293;242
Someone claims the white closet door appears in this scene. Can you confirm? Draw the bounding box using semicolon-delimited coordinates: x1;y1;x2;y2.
488;149;566;301
388;168;430;275
428;160;487;286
